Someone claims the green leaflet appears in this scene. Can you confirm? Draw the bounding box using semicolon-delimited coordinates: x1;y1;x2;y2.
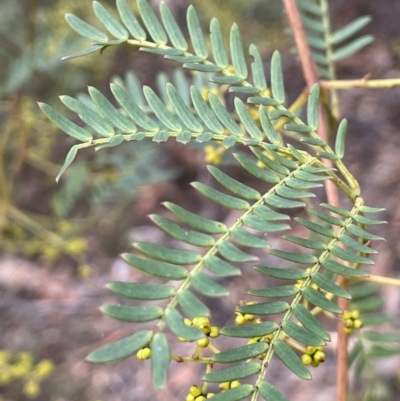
348;339;363;367
163;202;227;234
56;145;78;183
38;103;93;142
270;51;285;104
320;203;351;217
101;304;163;322
330;246;373;265
133;242;201;264
204;255;241;277
253;205;290;221
235;154;280;184
65;13;108;41
95;134;125;151
294;170;331;182
218;241;257;262
176;131;192;144
359;205;385;213
62;45;104;61
249;285;298;299
230;24;247;79
259;106;281;145
295;217;335;237
235;98;263;140
221;322;278;338
275;186;315;199
269;249;317;264
349;283;379;299
250;44;267;91
301;137;326;147
285;123;312;133
152;130;169;143
347;224;385;241
254;265;308;280
93;1;129;40
309;208;344;226
282;321;325;346
335;119;348;158
322;259;369;277
111;84;159;131
237;301;289;315
166;83;203;132
107;282;175;300
191;272;229;297
266;194;305;209
150;215;215;247
208;166;261;200
116;0;146;40
283;235;326;251
143;86;182;131
243;215;290;233
274;340;311;380
160;2;187;50
204;385;254;401
302;287;342;314
88;86;137;133
297;0;323;16
151;333;170;389
122;253;188;279
292;304;331;341
210;18;229;68
333;36;374;61
307;84;319;130
191;182;250;210
353;214;386;225
204;362;261;383
165;309;204;340
212;343;269;363
258;381;289;401
177;289;210;317
331;16;372;44
86;330;153;363
351;296;384;313
231;227;270;248
363;331;400;343
312;272;352;299
211;75;244;84
190;86;224;134
251;148;290;175
60;96;115;138
137;0;167;44
187;5;208;58
208;93;243;136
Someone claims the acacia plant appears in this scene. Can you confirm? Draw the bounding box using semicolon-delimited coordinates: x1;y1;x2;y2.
39;1;400;400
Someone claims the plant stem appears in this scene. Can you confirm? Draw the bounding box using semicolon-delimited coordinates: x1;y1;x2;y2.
320;78;400;89
355;274;400;287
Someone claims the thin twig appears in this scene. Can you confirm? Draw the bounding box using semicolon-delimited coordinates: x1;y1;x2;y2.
320;78;400;89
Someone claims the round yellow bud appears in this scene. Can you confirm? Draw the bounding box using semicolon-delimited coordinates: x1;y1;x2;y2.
313;351;326;363
195;396;206;401
316;346;324;351
178;336;187;342
344;319;354;328
136;347;151;360
197;338;210;348
231;380;241;388
353;319;363;329
219;382;230;391
207;393;215;398
343;311;353;320
344;327;353;335
351;310;360;319
33;359;54;378
23;380;41;399
186;394;195;401
209;326;220;338
311;360;320;368
244;314;255;322
184;318;193;326
305;346;316;355
189;385;202;397
301;354;312;366
235;314;246;326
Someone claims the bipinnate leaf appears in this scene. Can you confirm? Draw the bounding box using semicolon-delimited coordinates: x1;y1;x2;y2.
335;119;347;158
274;340;311;380
212;343;269;363
165;309;204;341
39;103;93;142
292;304;331;341
151;333;170;389
86;330;153;363
203;362;261;383
259;381;289;401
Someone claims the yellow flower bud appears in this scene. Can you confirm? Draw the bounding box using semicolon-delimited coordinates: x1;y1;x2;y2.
351;310;360;319
344;319;354;328
313;351;326;363
311;360;320;368
315;346;324;351
136;347;151;360
231;380;241;388
189;385;202;397
197;337;210;348
353;319;363;329
23;380;41;399
184;318;193;326
195;396;206;401
344;326;353;335
244;314;255;322
343;311;353;320
219;382;230;391
305;346;316;355
301;354;312;366
186;394;195;401
209;326;220;338
33;359;54;378
207;393;215;398
235;313;246;326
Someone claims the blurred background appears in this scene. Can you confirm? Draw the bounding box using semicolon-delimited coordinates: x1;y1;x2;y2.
0;0;400;400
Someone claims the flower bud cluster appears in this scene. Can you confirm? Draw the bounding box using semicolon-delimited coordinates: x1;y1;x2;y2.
343;310;363;334
185;384;214;401
301;346;326;368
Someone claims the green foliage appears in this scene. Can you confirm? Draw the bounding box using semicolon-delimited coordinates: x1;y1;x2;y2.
40;0;399;400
